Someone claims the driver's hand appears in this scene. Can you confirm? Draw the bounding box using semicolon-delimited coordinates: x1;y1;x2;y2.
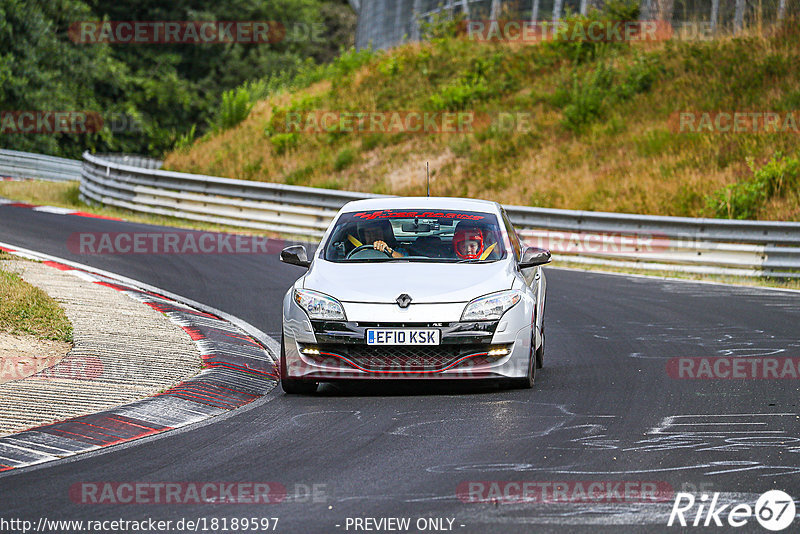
373;240;392;253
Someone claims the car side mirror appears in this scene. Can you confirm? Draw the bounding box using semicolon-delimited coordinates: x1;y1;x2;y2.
280;245;311;268
519;247;551;268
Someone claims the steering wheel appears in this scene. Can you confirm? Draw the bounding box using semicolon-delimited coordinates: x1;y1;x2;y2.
346;244;393;259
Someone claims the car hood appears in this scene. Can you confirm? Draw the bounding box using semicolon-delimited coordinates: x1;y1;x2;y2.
302;260;515;304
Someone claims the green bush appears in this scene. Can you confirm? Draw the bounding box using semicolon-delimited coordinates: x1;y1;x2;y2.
334;147;356;171
213;88;254;131
427;55;500;111
602;0;640;21
361;134;387;152
706;153;800;219
559;53;661;132
541;14;618;63
269;133;299;155
429;81;490;111
561;64;615;131
284;166;313;185
173;124;197;152
617;54;660;98
328;47;378;78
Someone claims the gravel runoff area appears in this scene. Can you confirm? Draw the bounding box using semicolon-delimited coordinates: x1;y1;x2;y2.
0;260;202;436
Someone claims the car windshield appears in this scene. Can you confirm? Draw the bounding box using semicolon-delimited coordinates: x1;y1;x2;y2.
323;209;508;263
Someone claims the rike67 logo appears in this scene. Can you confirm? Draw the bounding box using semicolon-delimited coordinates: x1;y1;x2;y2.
668;490;796;531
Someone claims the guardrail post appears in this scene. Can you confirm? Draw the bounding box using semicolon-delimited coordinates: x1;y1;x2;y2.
531;0;539;22
710;0;720;33
734;0;746;34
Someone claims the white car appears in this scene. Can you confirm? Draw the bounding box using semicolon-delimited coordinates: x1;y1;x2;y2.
279;197;550;394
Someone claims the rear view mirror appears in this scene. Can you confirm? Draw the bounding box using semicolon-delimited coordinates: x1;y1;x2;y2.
519;247;551;268
280;245;311;268
401;222;432;233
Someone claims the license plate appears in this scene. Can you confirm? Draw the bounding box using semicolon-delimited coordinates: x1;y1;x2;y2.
366;329;440;346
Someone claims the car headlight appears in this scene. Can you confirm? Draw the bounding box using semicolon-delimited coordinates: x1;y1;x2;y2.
461;290;522;321
294;289;347;320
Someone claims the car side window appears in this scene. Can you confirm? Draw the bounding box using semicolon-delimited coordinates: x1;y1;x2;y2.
501;211;522;262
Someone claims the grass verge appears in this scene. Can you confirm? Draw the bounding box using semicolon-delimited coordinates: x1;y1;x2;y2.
165;16;800;221
0;258;73;342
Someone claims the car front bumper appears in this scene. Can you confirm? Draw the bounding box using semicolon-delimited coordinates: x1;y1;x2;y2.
282;292;535;380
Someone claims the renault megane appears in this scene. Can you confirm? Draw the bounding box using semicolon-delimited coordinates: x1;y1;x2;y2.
279;197;550;394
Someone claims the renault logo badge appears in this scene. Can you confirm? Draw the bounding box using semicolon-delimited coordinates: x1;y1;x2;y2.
396;294;412;308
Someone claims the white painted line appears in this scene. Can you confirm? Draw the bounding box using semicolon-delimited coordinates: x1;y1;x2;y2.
669;413;796;417
657;431;785;434
669;423;767;426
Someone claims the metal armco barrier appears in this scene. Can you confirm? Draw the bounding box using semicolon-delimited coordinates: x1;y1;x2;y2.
77;152;800;278
0;149;790;278
80;152;385;237
0;149;82;182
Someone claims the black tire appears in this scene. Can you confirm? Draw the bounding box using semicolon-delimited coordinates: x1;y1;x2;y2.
535;328;545;369
281;378;318;395
280;334;318;395
501;331;536;389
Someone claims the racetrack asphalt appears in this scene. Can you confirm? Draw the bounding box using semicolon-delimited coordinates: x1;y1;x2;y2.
1;203;798;533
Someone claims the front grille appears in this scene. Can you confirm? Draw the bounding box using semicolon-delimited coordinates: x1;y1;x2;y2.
308;344;497;372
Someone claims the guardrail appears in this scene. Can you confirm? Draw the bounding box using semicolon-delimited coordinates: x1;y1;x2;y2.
80;152;385;237
20;151;783;279
0;149;82;182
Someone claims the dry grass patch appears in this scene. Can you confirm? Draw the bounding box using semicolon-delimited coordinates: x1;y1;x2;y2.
0;261;72;342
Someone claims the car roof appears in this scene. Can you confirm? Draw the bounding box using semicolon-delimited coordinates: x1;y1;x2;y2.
338;196;503;215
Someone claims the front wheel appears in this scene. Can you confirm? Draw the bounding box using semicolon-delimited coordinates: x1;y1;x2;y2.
281;378;318;395
501;332;536;389
535;329;545;369
280;334;318;395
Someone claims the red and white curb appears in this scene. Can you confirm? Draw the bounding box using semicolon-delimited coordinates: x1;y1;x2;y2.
0;196;122;221
0;242;279;473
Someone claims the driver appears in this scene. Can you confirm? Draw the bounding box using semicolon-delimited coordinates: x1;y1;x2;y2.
453;223;499;260
359;221;405;258
453;224;485;260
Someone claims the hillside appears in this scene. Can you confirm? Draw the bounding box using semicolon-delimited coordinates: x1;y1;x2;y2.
164;17;800;221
